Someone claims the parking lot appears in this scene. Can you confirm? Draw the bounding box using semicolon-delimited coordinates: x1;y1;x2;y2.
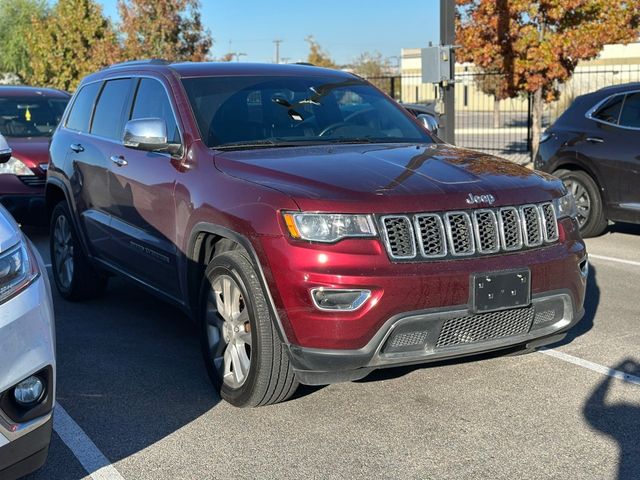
23;224;640;480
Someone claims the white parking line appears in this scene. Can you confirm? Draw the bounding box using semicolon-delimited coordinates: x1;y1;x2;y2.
53;404;125;480
540;349;640;386
588;254;640;267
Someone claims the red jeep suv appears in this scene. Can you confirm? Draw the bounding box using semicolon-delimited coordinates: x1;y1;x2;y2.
46;61;588;407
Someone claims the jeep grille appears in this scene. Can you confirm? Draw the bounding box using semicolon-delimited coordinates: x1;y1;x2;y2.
380;202;558;261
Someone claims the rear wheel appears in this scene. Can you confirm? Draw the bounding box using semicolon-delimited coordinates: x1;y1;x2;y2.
200;250;298;407
49;201;108;300
555;169;607;237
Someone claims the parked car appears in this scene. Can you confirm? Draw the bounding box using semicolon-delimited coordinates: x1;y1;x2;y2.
535;83;640;237
0;201;55;478
47;61;587;407
0;86;70;225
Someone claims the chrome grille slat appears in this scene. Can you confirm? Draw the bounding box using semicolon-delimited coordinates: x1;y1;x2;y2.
414;214;447;258
381;215;416;259
445;212;475;256
380;201;560;261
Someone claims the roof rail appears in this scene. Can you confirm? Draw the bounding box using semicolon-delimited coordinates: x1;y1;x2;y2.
106;59;171;69
294;62;315;66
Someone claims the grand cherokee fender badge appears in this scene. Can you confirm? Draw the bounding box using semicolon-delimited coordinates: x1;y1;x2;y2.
466;193;496;205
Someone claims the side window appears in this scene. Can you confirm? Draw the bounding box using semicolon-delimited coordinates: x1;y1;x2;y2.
66;82;101;133
592;95;624;124
618;92;640;128
91;79;134;140
130;78;180;144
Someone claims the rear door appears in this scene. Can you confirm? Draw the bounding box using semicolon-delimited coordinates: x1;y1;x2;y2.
105;77;183;298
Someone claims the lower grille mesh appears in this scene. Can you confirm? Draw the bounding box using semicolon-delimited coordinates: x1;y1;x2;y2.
436;306;535;348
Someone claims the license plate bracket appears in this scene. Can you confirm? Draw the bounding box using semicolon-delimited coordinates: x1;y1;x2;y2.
471;269;531;313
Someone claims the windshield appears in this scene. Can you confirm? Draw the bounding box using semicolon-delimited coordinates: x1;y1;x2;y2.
181;76;433;148
0;96;69;138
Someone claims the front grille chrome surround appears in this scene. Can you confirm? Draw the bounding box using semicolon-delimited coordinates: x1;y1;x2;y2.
379;201;558;262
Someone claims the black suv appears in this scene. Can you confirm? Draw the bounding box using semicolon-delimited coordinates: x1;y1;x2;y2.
535;83;640;237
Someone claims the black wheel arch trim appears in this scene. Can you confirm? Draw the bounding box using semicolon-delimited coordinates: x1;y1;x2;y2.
187;222;290;345
552;158;610;209
45;177;93;258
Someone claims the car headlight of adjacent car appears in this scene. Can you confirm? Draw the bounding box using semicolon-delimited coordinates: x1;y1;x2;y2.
0;156;35;176
0;240;39;304
283;212;377;243
553;192;578;219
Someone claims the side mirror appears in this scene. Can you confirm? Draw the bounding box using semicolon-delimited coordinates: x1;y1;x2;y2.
0;134;11;163
417;113;439;136
123;118;180;154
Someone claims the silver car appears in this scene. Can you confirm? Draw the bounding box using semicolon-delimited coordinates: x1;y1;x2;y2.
0;137;55;479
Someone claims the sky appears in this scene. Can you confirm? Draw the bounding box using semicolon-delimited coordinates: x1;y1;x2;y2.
97;0;441;64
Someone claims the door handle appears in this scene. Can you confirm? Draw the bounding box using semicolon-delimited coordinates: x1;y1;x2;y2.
586;137;604;143
110;155;128;167
70;143;84;153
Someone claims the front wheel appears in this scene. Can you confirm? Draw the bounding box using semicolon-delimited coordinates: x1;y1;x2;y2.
555;169;607;238
200;251;298;407
49;201;108;300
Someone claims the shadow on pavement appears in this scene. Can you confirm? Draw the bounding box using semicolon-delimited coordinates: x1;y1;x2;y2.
27;275;220;479
583;359;640;480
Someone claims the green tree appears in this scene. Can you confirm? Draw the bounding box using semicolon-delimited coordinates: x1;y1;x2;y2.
0;0;48;80
305;36;336;68
25;0;121;91
351;51;390;78
118;0;212;61
456;0;640;159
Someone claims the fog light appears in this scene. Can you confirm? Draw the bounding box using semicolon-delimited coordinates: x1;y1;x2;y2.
13;376;44;406
311;288;371;311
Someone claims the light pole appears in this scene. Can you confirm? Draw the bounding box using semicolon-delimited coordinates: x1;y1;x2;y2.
439;0;455;144
273;39;283;64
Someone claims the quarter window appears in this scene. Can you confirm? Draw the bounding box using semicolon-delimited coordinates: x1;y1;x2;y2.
66;82;101;133
592;94;624;125
91;79;134;140
130;78;180;144
618;92;640;128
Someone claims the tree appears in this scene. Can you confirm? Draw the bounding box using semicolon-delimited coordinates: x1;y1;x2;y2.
472;67;507;128
118;0;212;61
351;51;391;78
25;0;121;91
456;0;640;160
305;36;337;68
0;0;48;80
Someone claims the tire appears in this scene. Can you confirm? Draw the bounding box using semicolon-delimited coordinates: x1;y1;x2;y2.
200;251;298;407
49;201;108;300
555;169;607;238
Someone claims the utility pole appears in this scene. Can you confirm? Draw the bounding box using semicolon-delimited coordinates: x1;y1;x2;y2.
439;0;455;144
273;39;283;64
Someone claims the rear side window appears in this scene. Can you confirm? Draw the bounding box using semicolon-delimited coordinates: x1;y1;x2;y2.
66;82;101;133
91;79;134;140
592;94;624;124
618;92;640;128
130;78;180;144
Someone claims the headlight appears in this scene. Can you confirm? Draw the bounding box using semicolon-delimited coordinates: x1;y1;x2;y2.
0;156;35;176
553;192;577;219
283;212;377;242
0;241;38;304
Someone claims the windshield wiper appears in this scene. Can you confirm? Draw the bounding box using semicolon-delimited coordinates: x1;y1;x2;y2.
215;139;320;151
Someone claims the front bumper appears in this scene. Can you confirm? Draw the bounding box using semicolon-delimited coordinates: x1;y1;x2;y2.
0;247;55;477
288;291;583;385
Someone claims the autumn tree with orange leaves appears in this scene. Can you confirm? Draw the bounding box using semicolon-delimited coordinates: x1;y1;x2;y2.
456;0;640;159
118;0;212;62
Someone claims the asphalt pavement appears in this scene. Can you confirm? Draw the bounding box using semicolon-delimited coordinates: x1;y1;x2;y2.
22;223;640;480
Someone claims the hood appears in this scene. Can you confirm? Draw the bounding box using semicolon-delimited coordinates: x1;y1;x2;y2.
4;136;51;169
214;143;564;213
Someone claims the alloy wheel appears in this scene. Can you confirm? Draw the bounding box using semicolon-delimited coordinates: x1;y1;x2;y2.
564;178;591;228
206;274;252;389
53;214;74;289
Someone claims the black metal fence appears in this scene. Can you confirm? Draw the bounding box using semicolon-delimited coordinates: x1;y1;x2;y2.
366;65;640;164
